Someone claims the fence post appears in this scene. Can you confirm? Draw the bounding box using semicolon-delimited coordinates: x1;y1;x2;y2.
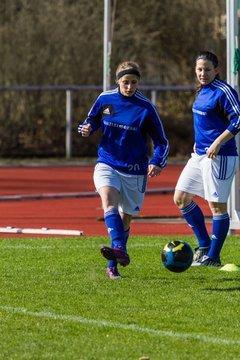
226;0;240;232
66;90;72;159
151;90;157;106
103;0;111;91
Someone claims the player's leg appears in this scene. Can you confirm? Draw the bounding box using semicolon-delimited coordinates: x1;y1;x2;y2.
201;155;237;266
121;212;132;251
98;186;125;247
174;190;211;260
174;154;211;261
202;201;229;265
197;155;237;266
98;186;130;268
93;163;129;279
118;172;146;256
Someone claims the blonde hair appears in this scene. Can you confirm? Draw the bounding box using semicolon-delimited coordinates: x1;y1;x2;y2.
116;61;141;80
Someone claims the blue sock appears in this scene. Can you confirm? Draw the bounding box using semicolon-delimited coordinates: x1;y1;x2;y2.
105;209;125;268
123;228;130;251
108;228;130;268
108;259;117;268
180;201;211;248
208;213;229;261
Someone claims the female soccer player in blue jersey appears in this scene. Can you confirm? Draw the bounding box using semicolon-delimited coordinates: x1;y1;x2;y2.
174;50;240;266
78;61;169;279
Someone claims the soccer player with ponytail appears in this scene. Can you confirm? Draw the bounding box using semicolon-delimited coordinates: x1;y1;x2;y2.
174;50;240;266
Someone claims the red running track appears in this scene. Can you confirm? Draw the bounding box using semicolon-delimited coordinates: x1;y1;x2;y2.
0;163;213;237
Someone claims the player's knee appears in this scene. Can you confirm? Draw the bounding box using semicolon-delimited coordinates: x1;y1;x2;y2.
173;193;182;208
103;205;117;213
173;192;189;209
174;197;184;208
208;201;227;215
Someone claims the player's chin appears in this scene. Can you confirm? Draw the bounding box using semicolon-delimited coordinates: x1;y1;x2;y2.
200;79;210;85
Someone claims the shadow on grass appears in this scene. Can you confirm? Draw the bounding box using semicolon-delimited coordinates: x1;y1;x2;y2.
204;287;240;292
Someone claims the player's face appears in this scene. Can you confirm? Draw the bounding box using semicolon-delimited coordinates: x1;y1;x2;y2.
117;74;139;97
195;59;219;85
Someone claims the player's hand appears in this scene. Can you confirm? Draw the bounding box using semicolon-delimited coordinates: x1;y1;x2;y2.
148;164;162;178
79;123;92;137
206;142;220;158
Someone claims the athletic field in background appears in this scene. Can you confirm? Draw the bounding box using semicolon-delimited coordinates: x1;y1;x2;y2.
1;163;240;360
0;163;214;237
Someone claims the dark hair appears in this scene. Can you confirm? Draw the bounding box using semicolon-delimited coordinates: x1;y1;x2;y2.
196;50;219;68
195;50;220;94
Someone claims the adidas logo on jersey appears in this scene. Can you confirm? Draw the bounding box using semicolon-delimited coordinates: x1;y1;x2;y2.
103;107;111;115
102;105;113;116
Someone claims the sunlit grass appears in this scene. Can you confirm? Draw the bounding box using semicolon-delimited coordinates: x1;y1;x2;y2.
1;235;240;360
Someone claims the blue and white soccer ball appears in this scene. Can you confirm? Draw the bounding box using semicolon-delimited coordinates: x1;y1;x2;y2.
161;240;193;273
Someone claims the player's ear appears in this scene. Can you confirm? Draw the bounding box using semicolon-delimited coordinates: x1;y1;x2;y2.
215;66;220;76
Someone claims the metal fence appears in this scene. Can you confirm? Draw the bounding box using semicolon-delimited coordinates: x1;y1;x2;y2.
0;84;194;159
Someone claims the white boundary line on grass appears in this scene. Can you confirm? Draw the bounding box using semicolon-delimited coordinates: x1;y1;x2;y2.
0;305;240;346
0;243;162;250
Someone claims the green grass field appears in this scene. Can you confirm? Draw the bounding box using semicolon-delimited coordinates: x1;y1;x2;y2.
1;235;240;360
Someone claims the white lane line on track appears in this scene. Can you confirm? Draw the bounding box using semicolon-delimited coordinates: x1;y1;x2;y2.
0;305;239;346
0;243;162;250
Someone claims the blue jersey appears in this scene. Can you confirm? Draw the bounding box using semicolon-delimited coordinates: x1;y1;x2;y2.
79;88;169;175
192;79;240;156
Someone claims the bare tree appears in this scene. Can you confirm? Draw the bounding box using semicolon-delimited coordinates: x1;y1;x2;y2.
0;0;226;158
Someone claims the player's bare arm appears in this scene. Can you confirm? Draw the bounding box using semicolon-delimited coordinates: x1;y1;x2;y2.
206;130;234;158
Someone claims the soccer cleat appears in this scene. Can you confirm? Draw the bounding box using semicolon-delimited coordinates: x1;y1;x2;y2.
191;246;210;266
106;266;122;280
196;255;221;267
100;246;130;267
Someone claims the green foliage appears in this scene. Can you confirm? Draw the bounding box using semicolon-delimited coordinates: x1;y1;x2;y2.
1;235;240;359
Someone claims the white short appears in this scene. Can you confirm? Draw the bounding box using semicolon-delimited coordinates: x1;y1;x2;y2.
93;163;147;215
175;153;238;202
